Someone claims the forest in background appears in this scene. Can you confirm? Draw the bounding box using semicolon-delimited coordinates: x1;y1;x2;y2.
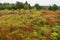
0;1;60;11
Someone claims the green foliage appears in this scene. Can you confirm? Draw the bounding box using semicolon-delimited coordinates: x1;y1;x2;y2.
48;4;58;11
52;4;58;11
32;30;39;37
24;1;29;9
52;25;60;32
16;1;24;9
51;32;59;40
34;3;41;10
0;1;59;10
48;6;52;10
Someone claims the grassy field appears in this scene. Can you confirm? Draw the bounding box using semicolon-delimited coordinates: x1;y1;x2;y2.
0;9;60;40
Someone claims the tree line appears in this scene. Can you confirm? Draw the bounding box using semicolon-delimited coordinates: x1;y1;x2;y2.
0;1;59;11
